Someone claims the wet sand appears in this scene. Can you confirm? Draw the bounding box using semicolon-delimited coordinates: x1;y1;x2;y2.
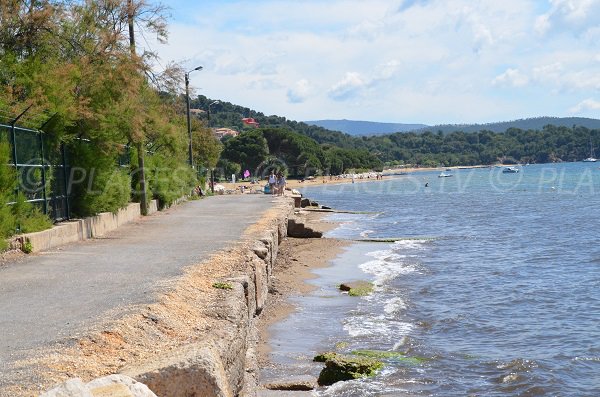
256;210;349;380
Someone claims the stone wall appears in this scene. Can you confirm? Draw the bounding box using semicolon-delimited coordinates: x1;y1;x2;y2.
9;200;159;254
37;199;293;397
123;204;290;397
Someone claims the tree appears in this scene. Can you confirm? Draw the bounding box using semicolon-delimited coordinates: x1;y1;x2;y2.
221;130;269;173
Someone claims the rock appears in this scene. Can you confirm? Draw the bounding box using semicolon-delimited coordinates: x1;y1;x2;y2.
300;198;310;208
258;391;314;397
287;219;322;238
339;281;374;296
321;205;331;210
40;375;157;397
314;353;383;386
351;350;428;365
263;376;317;391
313;352;338;362
252;242;269;260
126;343;234;397
87;375;157;396
40;379;92;397
309;201;319;207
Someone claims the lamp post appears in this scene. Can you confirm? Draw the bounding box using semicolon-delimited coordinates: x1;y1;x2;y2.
185;65;203;167
207;100;220;128
207;100;219;194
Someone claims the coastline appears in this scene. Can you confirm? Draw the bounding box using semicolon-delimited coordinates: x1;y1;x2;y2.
217;164;492;193
256;209;349;391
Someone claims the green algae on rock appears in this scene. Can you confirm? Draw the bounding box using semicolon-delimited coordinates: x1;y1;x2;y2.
313;352;384;386
339;281;374;297
351;350;428;366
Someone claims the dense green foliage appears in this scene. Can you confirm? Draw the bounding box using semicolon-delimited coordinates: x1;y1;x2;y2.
197;94;600;170
219;127;382;178
0;141;51;248
191;95;361;150
363;125;600;167
410;117;600;135
0;0;222;243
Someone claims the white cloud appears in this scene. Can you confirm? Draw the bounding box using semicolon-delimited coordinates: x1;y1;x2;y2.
149;0;600;124
532;62;563;82
328;72;367;101
534;14;551;35
536;0;600;36
492;68;529;87
569;98;600;113
287;79;312;103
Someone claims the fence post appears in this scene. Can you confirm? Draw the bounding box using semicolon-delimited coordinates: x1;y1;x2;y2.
61;143;70;220
38;131;48;215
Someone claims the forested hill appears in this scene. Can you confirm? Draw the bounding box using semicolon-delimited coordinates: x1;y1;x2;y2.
191;95;359;149
413;117;600;134
304;117;600;136
304;119;428;136
193;95;600;167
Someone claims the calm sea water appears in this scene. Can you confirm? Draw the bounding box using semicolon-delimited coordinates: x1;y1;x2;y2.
267;163;600;396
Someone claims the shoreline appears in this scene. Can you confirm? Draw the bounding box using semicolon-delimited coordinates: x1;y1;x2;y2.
256;209;350;390
217;164;493;193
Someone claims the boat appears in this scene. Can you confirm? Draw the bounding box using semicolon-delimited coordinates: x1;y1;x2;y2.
583;137;597;162
502;166;519;173
438;172;453;178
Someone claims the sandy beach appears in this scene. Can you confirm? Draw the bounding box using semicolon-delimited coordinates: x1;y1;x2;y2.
215;165;491;193
255;210;349;386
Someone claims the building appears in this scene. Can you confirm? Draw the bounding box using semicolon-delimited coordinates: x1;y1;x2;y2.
214;128;239;140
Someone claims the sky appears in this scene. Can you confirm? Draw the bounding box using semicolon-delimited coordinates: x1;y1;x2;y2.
144;0;600;125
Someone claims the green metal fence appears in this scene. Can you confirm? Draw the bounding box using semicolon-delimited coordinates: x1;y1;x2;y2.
0;123;71;222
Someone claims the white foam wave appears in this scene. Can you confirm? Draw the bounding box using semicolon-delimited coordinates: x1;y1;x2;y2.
393;239;429;250
393;336;409;350
359;259;418;285
360;229;375;237
344;314;414;338
384;297;407;314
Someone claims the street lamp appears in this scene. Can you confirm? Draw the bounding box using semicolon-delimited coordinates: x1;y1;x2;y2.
185;65;203;167
207;100;220;128
207;100;220;193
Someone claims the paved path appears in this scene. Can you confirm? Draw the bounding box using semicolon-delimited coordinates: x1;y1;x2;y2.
0;194;276;374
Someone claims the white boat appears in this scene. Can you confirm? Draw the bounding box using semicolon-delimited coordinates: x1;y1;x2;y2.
438;172;453;178
583;137;597;162
502;167;519;173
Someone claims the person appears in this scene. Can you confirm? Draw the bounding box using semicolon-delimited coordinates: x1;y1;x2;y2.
268;170;277;195
277;172;286;196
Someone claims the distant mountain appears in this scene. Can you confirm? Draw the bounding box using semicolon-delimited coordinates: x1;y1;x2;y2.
304;119;428;136
412;117;600;134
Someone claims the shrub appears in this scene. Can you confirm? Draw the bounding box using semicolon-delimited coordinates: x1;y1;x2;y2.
68;142;132;217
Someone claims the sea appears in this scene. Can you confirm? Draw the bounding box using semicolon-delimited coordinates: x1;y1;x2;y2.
264;162;600;396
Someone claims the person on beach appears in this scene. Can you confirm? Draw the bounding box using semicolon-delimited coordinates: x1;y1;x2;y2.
268;170;276;195
277;172;286;196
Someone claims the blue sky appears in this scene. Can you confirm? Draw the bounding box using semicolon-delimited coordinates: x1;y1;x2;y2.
146;0;600;125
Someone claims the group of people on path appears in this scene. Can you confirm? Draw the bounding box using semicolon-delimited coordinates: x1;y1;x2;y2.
268;170;286;196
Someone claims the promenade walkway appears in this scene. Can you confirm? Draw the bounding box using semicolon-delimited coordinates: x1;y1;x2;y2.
0;194;275;387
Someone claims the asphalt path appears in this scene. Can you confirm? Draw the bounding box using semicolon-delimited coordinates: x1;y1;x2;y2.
0;194;275;376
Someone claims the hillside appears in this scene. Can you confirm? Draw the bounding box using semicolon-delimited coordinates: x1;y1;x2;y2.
192;95;600;167
303;117;600;136
413;117;600;134
304;119;428;136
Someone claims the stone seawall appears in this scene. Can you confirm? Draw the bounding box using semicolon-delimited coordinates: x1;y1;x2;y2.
40;198;293;397
123;201;290;396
